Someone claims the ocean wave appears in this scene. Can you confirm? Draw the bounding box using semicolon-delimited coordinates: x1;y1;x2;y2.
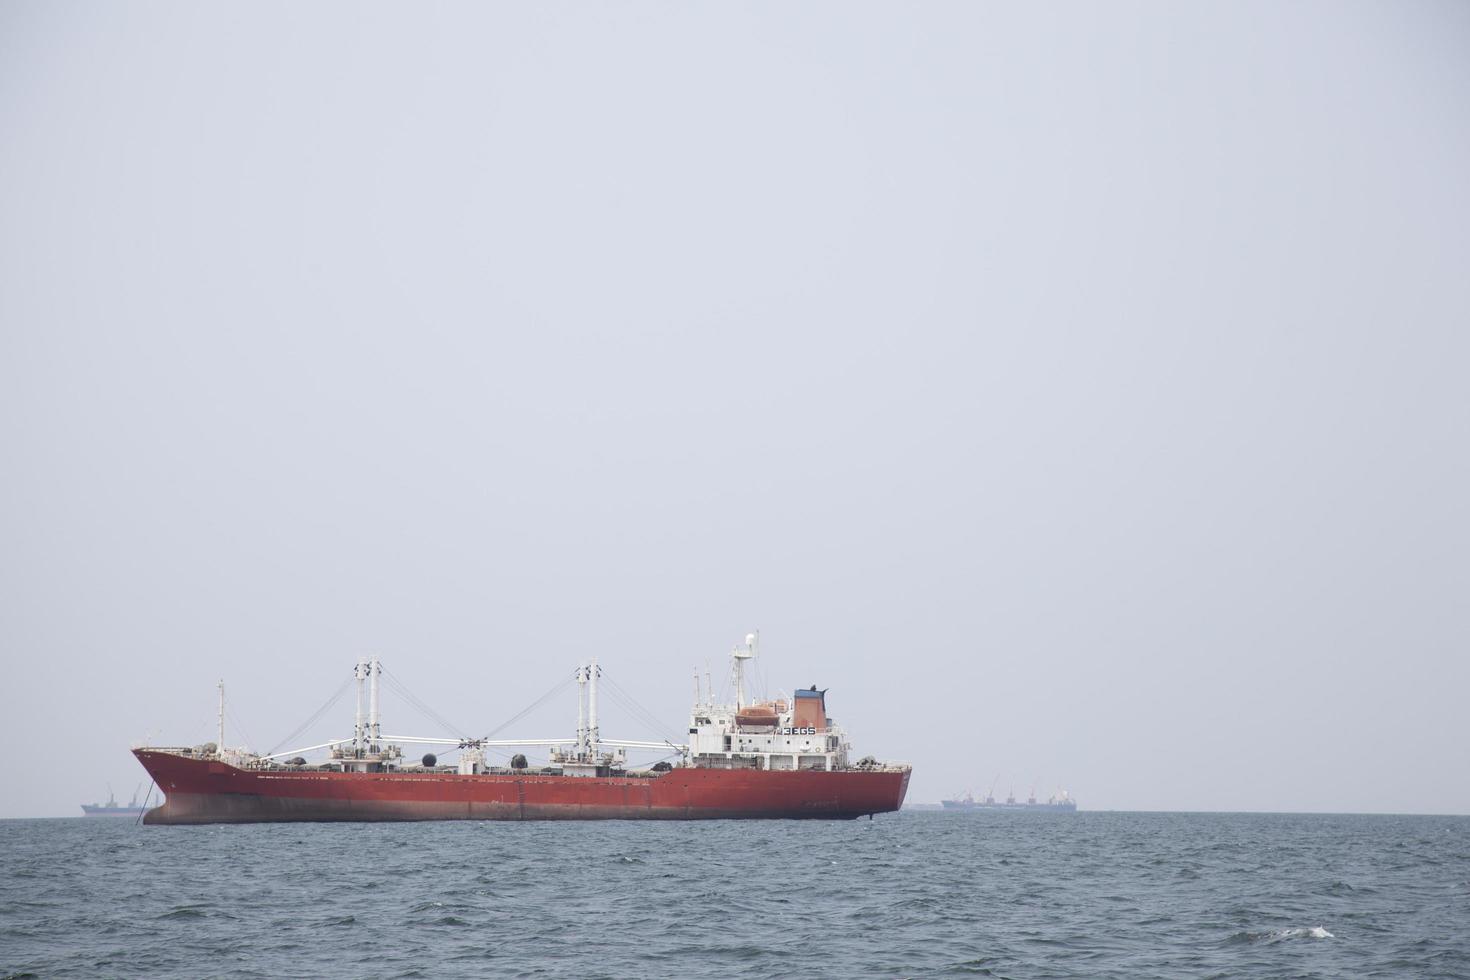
155;906;209;920
8;812;1467;979
409;901;481;914
1229;926;1335;945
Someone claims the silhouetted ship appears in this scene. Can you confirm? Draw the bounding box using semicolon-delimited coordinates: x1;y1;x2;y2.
81;785;146;817
942;787;1077;812
132;633;911;824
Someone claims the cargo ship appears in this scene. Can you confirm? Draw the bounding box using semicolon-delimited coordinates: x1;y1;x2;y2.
80;784;146;818
942;786;1077;812
132;633;910;824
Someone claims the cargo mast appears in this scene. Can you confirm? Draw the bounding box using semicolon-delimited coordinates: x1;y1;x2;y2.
353;661;367;750
588;656;600;760
575;665;587;758
369;657;381;749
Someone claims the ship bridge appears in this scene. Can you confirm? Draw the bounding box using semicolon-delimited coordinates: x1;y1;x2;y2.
687;636;853;772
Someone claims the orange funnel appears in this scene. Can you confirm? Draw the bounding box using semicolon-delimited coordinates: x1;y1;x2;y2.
792;687;826;730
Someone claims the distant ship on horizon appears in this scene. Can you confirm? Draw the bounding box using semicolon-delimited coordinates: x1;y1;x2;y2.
81;784;146;818
942;785;1077;813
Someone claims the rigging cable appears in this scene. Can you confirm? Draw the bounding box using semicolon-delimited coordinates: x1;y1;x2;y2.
225;704;256;753
382;668;469;738
266;677;354;757
597;673;684;745
480;672;577;740
134;781;155;826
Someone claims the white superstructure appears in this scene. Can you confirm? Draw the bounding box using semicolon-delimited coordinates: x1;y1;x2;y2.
167;632;877;777
686;633;855;772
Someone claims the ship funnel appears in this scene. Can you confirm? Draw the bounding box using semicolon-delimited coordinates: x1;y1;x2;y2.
793;686;826;730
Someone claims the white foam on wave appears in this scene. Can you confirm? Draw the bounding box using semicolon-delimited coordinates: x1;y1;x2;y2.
1266;926;1335;942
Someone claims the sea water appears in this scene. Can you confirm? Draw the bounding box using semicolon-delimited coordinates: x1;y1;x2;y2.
2;811;1467;978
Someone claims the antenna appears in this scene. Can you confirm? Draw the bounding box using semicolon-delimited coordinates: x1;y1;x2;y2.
750;630;764;700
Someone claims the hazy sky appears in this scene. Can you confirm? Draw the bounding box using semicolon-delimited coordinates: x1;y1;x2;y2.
2;2;1467;818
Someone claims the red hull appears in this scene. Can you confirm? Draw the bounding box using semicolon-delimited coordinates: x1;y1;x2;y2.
132;750;910;824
